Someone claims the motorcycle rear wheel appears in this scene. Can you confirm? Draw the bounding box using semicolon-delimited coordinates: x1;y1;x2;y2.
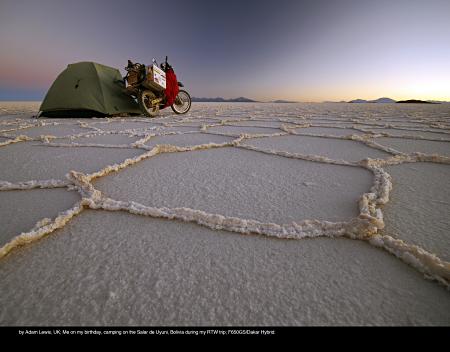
171;90;192;114
138;90;159;117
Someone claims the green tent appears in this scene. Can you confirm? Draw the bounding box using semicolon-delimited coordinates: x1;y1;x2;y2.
40;62;142;117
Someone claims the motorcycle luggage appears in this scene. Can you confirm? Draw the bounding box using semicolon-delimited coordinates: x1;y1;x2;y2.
127;70;141;85
143;64;166;92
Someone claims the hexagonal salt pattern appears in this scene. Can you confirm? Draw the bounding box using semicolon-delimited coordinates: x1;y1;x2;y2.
0;210;448;326
1;101;450;326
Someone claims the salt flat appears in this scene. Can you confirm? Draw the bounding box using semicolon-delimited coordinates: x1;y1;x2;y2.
383;163;450;261
93;147;372;223
375;137;450;156
245;134;389;162
1;102;449;326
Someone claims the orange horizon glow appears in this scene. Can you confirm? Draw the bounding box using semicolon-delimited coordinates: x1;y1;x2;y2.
1;1;449;102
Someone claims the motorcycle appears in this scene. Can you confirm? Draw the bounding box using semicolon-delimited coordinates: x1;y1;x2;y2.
124;56;191;117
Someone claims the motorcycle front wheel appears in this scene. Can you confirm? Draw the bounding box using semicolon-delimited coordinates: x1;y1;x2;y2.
171;89;192;114
138;90;159;117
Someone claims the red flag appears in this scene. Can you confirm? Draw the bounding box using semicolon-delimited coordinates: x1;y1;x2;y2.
164;68;179;108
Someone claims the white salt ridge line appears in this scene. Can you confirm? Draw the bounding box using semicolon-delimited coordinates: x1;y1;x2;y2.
81;141;239;182
0;135;32;147
1;113;450;287
85;125;105;133
311;124;364;131
237;143;355;167
85;147;160;181
304;121;356;127
200;118;253;130
47;130;105;140
3;129;103;142
77;122;104;132
77;121;91;129
89;119;163;126
163;122;202;130
380;126;450;135
1;119;44;127
235;132;288;142
3;131;114;144
372;133;450;142
363;153;450;168
69;129;144;138
131;130;198;146
375;131;450;141
287;129;403;155
281;123;308;132
223;122;283;130
67;171;102;200
67;128;154;137
349;135;405;155
156;130;202;136
78;119;141;129
385;125;450;133
97;197;349;240
131;133;157;147
42;132;236;152
70;168;449;288
0;124;38;134
293;132;367;140
430;123;450;130
360;165;392;206
41;128;155;142
42;142;135;149
0;201;85;259
0;122;23;132
138;140;239;153
201;129;288;139
115;128;162;135
350;122;389;128
369;234;450;288
118;129;189;139
0;179;69;191
360;123;450;133
249;117;291;123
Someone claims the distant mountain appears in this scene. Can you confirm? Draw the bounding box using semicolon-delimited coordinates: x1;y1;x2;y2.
191;97;225;102
272;99;298;103
232;97;258;102
426;100;450;104
349;97;396;103
348;99;368;103
191;97;258;102
396;99;439;104
370;97;396;103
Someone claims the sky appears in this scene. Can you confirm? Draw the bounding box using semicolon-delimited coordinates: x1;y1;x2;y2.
0;0;449;102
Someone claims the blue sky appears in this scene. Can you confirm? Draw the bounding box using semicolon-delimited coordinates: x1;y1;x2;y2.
1;0;449;101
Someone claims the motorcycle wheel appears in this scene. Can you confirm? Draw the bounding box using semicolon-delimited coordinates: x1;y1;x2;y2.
171;90;192;114
138;90;159;117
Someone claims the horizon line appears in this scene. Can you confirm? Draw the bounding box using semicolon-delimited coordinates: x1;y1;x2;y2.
1;98;449;103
